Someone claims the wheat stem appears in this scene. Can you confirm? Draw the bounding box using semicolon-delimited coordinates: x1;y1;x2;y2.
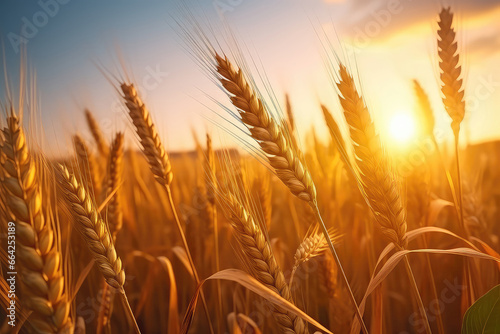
310;203;369;334
164;185;214;334
402;255;432;334
119;290;141;334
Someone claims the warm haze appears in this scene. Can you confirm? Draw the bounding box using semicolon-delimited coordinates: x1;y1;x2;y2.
1;1;500;334
1;0;500;153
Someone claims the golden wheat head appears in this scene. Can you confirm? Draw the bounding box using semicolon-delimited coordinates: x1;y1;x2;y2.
215;54;316;203
120;83;173;186
1;115;72;333
438;7;465;136
57;164;125;291
337;64;407;248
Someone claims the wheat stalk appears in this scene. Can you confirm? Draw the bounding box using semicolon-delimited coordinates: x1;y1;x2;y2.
84;109;109;159
336;64;432;333
215;54;316;203
119;81;213;333
58;164;141;333
437;7;465;137
120;83;173;186
106;132;124;239
336;64;407;248
253;173;272;231
222;192;309;334
58;164;124;290
412;80;435;138
215;53;367;333
319;253;338;299
290;230;340;288
438;7;473;315
95;132;124;333
1;115;72;333
205;133;223;328
73;134;101;198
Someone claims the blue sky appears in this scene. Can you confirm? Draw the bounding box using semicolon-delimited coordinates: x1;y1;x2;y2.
1;0;499;154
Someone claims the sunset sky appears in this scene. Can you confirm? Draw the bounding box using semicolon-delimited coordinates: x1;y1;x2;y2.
1;0;499;155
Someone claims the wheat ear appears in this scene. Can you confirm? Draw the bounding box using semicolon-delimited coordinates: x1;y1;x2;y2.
205;133;223;328
84;109;109;159
290;229;340;288
253;173;272;231
336;64;432;333
337;64;407;248
120;84;173;186
73;135;101;198
58;164;141;333
437;7;465;137
223;193;309;334
412;80;435;138
120;82;213;333
216;53;367;333
106;132;124;239
95;132;124;333
1;115;72;333
58;164;124;290
215;54;316;203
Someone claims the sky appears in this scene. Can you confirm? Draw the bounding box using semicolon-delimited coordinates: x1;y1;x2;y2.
0;0;499;155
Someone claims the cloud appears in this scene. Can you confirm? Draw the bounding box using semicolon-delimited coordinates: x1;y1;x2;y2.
327;0;500;42
467;31;500;57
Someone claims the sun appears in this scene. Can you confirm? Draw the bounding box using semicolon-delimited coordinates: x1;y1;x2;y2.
389;113;416;143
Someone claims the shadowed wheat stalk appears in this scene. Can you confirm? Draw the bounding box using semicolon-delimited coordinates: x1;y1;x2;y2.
1;114;72;333
253;172;272;232
205;133;224;329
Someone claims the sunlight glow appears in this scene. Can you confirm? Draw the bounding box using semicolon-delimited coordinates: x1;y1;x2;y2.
389;113;416;144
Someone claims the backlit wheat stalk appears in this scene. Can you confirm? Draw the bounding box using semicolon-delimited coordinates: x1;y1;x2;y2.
438;7;465;137
336;64;407;248
1;114;72;333
336;64;432;333
413;80;435;138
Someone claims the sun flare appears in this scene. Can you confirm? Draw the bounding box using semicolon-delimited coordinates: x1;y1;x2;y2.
389;113;416;144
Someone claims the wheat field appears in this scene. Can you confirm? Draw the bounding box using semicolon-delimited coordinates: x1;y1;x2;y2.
0;5;500;334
